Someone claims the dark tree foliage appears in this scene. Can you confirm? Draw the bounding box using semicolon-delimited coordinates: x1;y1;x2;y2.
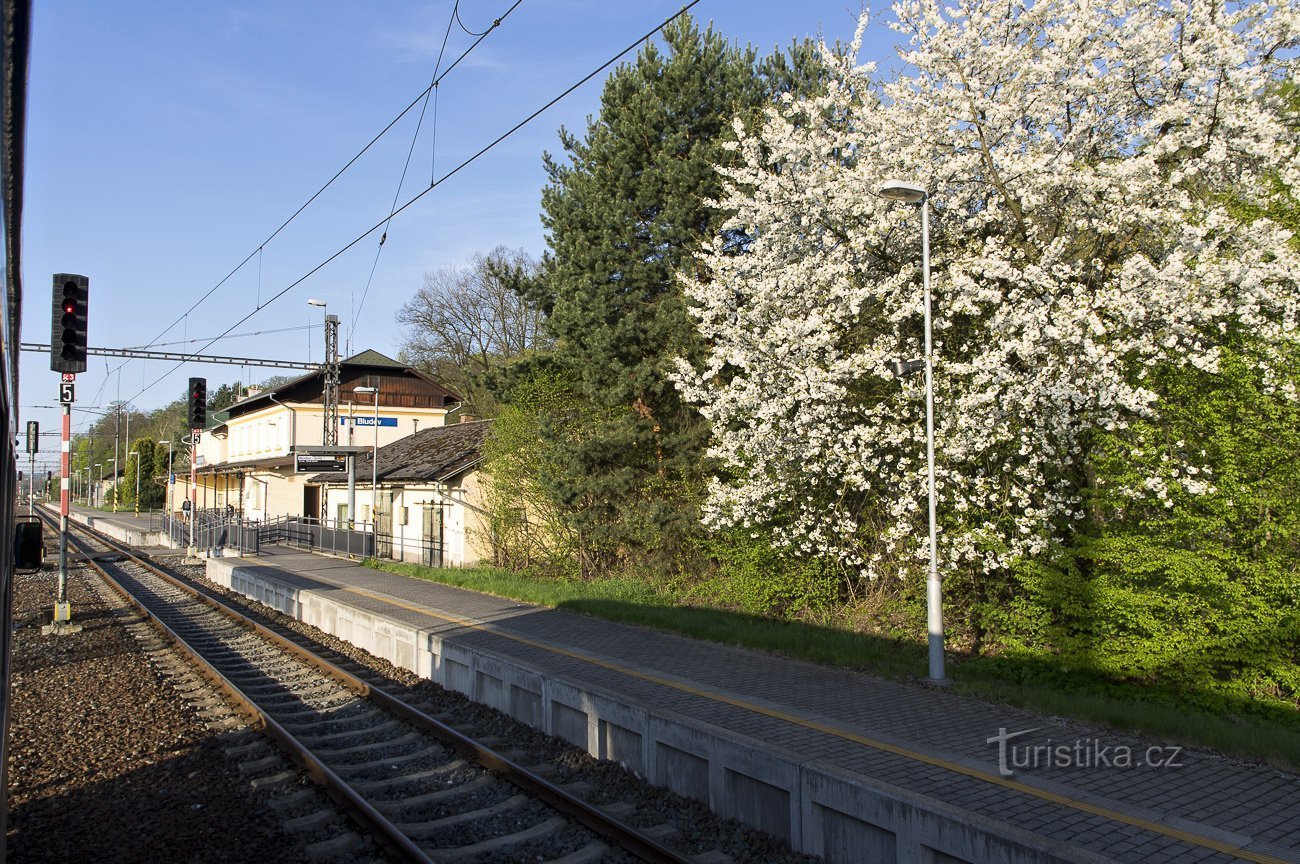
521;17;836;574
208;381;244;415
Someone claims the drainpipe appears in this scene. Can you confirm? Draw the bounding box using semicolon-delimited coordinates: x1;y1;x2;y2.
267;392;297;521
267;392;297;450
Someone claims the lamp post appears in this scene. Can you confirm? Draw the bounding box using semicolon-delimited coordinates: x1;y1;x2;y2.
878;178;947;685
307;298;326;362
166;440;174;536
113;405;121;511
354;385;379;528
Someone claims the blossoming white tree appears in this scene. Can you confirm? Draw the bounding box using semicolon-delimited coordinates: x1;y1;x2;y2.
675;0;1299;581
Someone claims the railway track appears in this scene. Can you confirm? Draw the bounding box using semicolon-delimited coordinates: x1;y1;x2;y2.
38;510;707;864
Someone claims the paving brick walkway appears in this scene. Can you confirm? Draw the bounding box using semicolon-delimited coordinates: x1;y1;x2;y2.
235;546;1300;864
67;504;167;535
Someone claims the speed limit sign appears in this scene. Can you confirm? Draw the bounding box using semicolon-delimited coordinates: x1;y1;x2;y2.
59;382;74;404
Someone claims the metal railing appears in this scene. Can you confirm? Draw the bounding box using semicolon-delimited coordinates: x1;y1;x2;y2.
164;510;445;566
167;508;260;556
257;516;374;559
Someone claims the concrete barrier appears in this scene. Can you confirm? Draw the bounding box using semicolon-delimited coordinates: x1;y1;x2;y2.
65;510;174;548
207;557;1111;864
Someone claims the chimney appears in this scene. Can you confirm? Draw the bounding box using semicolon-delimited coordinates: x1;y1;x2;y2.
460;414;476;424
245;386;262;398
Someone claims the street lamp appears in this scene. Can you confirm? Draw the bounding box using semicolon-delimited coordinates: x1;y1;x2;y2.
878;177;948;685
307;298;326;365
354;385;379;527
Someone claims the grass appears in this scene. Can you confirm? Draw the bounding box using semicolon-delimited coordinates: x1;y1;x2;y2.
364;559;1300;771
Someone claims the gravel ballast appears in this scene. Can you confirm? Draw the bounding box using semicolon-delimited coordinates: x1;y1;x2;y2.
5;562;315;864
7;548;821;864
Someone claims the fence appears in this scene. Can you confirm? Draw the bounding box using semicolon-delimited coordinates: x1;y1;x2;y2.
168;510;444;566
167;509;260;556
256;516;375;559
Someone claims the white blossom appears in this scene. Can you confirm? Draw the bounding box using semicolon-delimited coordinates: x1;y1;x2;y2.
674;0;1300;577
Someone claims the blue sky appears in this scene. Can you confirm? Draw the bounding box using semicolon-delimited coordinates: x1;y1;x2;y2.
20;1;896;451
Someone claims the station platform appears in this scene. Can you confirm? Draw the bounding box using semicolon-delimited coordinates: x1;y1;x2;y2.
205;547;1298;864
64;504;173;547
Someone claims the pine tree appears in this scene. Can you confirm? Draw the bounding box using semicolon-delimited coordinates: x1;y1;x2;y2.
528;17;830;573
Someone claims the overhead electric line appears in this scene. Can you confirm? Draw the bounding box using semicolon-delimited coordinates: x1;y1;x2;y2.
126;0;703;405
20;343;316;371
351;0;466;354
110;0;527;382
126;324;316;350
351;0;522;353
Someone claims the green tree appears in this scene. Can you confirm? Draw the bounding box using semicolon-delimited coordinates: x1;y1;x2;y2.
208;381;243;415
525;17;826;573
120;437;164;508
398;246;546;417
481;372;601;574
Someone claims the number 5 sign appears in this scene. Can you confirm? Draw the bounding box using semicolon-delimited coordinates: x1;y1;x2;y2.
59;382;74;404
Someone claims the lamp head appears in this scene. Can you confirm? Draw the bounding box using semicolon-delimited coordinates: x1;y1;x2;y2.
877;179;927;204
307;298;327;308
887;358;926;378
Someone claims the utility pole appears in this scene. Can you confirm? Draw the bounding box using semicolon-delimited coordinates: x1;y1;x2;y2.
324;314;340;446
124;406;130;511
166;440;174;538
57;401;70;619
25;420;38;515
187;378;206;558
346;400;355;524
189;431;197;554
50;273;89;633
112;404;120;512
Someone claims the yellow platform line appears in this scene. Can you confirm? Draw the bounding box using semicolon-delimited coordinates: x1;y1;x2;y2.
339;583;1281;864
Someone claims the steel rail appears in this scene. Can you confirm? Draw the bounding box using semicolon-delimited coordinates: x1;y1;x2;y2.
44;508;693;864
35;507;435;864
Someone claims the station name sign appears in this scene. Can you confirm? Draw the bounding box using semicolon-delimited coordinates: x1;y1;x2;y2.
343;416;398;428
295;453;348;474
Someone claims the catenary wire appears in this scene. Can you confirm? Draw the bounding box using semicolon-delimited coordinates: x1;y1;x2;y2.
103;0;526;386
124;0;703;406
351;0;465;354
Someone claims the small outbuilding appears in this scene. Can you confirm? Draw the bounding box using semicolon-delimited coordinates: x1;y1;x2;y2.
310;418;492;567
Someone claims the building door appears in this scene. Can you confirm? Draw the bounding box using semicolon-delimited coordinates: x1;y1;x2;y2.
422;504;443;567
375;492;392;558
303;485;320;521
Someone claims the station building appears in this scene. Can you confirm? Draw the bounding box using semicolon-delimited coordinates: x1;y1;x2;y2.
308;418;492;568
181;349;461;523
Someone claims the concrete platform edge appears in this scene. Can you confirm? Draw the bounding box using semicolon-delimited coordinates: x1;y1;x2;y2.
206;556;1111;864
65;508;174;548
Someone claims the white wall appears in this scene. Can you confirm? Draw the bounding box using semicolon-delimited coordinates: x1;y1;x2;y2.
322;474;486;567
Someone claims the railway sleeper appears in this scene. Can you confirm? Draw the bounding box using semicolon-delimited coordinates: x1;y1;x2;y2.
431;814;568;863
395;792;531;837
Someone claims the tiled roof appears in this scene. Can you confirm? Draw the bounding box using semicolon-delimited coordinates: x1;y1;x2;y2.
309;419;491;484
343;348;406;368
220;348;460;418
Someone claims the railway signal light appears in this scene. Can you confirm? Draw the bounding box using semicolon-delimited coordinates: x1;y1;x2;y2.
187;377;207;429
50;274;89;374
